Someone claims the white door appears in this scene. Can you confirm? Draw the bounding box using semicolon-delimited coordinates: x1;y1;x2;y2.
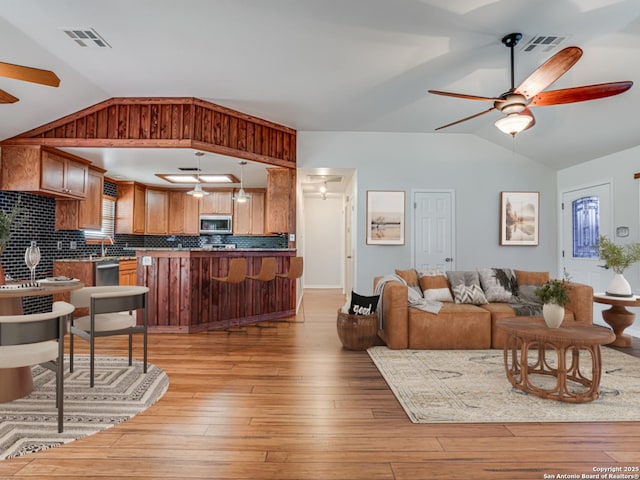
344;193;354;295
413;191;455;273
561;182;612;292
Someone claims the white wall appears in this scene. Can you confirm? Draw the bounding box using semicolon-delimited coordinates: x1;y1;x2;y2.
558;145;640;336
303;194;343;288
298;131;559;294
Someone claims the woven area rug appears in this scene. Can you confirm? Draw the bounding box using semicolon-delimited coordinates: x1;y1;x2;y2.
367;346;640;423
0;355;169;460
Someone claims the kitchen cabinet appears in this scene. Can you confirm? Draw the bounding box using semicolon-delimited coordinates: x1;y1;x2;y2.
0;145;89;199
116;182;146;234
145;188;169;235
199;190;233;214
168;191;200;235
119;259;138;286
233;188;265;235
55;166;106;230
265;168;293;233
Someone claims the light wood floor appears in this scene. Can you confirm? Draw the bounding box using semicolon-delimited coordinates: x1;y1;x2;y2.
2;289;640;479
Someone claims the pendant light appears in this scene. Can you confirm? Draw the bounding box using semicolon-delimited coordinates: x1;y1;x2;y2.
233;160;250;203
186;152;209;198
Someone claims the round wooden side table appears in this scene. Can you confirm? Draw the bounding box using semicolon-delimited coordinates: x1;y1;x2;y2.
593;293;640;347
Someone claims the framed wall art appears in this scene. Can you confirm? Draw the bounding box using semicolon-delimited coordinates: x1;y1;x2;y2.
500;191;539;246
366;190;405;245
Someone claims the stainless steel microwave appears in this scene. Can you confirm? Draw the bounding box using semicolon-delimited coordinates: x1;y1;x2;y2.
199;215;233;234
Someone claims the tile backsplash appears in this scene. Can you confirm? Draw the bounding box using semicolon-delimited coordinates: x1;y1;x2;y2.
1;182;288;313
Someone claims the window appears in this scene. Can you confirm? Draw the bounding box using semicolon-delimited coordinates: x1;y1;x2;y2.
572;196;599;258
84;196;116;243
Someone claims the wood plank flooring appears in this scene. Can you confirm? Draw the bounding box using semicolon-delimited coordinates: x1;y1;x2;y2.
2;289;640;479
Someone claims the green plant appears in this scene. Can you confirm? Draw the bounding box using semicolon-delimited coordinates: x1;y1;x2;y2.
597;235;640;274
535;278;571;306
0;197;27;251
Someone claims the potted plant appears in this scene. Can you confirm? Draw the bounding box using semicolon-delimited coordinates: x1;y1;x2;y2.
597;235;640;297
0;197;27;284
535;278;571;328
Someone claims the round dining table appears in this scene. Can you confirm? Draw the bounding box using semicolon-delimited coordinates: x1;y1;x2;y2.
0;281;83;403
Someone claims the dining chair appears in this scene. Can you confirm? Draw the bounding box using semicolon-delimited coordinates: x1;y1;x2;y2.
69;285;149;387
0;301;75;433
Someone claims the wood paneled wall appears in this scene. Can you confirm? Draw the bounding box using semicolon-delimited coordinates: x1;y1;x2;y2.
2;97;296;168
138;250;297;333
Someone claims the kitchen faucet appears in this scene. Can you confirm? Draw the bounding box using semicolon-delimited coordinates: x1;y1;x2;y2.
101;235;115;257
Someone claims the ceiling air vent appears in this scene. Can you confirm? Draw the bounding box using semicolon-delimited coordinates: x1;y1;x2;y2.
61;28;111;48
520;34;570;54
178;167;201;172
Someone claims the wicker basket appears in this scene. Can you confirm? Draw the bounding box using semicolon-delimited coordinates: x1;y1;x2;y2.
336;308;378;350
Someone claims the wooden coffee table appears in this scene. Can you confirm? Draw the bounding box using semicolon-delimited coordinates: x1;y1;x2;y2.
496;317;615;403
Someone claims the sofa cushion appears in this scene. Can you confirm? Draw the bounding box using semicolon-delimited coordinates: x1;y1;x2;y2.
395;268;422;297
452;284;488;305
407;303;491;349
514;270;549;286
419;274;453;302
478;267;518;302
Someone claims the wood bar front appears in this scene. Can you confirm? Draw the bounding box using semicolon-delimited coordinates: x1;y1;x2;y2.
136;250;296;333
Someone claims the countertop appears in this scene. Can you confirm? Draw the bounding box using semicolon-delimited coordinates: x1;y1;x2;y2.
55;256;137;263
128;248;296;252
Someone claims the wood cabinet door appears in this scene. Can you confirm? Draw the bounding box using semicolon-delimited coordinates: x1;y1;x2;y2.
266;168;292;233
250;190;265;234
200;190;233;214
133;183;147;234
168;191;186;234
41;151;66;194
233;194;252;234
77;168;104;229
146;189;169;234
65;159;89;197
119;259;138;286
183;194;200;234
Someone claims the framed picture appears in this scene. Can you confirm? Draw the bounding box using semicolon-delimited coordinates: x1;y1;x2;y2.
366;190;405;245
500;191;539;246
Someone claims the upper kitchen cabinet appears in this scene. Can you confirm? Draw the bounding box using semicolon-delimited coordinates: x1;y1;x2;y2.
199;190;233;215
0;145;89;199
169;191;199;235
116;182;146;234
145;188;169;235
55;165;106;230
233;188;265;235
265;168;294;233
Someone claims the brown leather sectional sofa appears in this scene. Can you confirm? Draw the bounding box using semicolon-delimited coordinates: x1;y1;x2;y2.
374;270;594;350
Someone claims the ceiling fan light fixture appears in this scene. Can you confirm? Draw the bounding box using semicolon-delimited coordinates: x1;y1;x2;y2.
495;113;533;137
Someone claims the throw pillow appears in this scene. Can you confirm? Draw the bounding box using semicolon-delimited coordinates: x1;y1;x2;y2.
478;267;518;302
452;284;488;305
395;268;423;297
514;270;550;287
446;270;481;289
348;291;380;315
419;274;453;302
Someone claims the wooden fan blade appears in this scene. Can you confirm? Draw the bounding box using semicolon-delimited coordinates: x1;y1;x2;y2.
515;46;583;99
0;89;19;104
428;90;504;102
434;107;496;131
0;61;60;87
529;81;633;107
521;107;536;131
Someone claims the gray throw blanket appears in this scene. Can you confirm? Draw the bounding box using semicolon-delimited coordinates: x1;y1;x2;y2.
374;274;442;329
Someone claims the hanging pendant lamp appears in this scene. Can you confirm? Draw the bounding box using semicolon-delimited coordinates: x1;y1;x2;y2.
186;152;210;198
233;161;250;203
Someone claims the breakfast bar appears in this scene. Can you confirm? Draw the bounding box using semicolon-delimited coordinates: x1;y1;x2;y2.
136;249;297;333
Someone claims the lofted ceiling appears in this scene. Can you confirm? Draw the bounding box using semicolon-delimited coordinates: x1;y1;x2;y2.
1;0;639;191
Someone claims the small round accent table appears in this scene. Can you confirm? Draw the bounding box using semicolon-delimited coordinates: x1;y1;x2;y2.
496;317;615;403
593;293;640;347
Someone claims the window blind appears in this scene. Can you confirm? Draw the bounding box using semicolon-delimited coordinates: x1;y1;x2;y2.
84;196;116;241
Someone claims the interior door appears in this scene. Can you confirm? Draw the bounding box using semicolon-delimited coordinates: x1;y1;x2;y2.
413;191;454;273
561;182;612;293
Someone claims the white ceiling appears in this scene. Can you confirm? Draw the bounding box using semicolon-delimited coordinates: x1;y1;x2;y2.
1;0;639;192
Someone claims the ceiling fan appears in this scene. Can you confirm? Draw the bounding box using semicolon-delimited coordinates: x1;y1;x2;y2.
428;33;633;136
0;61;60;104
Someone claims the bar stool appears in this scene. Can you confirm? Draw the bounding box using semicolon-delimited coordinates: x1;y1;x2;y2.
212;257;247;331
247;257;277;282
277;256;304;280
